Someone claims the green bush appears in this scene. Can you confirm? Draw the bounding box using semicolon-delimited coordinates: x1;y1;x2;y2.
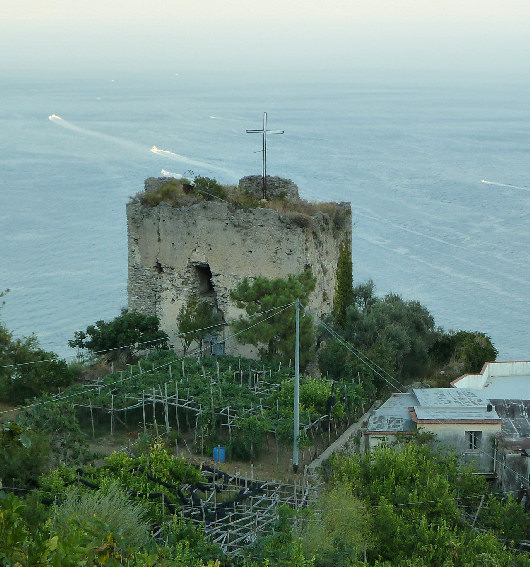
0;423;52;489
69;309;168;361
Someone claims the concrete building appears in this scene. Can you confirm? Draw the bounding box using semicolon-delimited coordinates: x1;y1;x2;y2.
363;388;501;475
452;361;530;494
364;361;530;495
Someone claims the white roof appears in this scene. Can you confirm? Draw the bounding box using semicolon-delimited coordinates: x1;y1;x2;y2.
413;388;489;408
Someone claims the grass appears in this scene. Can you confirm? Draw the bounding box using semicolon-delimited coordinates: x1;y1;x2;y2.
130;177;350;232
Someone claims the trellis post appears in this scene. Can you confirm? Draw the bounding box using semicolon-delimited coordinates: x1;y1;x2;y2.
175;381;180;434
142;391;146;434
164;383;170;434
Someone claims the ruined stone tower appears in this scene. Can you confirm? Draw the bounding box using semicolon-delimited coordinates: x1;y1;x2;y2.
127;176;351;356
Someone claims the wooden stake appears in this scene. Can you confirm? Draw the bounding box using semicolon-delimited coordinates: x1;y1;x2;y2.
164;383;170;434
175;381;180;434
142;391;146;434
110;394;114;436
89;399;95;439
153;387;158;437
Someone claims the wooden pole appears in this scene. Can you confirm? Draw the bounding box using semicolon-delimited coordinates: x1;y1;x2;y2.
164;383;170;434
89;399;95;439
175;381;180;434
152;387;158;437
110;394;114;436
142;391;146;434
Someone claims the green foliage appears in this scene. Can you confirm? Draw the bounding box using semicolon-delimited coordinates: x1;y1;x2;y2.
0;491;32;565
193;176;228;201
178;296;221;355
49;482;151;562
19;400;90;466
0;296;75;404
430;330;498;374
231;270;316;367
296;485;371;566
332;239;353;328
320;281;437;386
477;494;529;543
0;422;52;489
39;442;204;506
69;310;168;361
325;440;529;566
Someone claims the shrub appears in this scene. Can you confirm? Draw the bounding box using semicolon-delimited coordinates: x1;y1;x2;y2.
69;310;168;362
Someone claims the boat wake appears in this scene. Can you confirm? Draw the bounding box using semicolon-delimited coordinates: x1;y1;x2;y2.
48;115;239;179
481;179;530;192
161;169;182;179
150;145;238;177
49;114;145;152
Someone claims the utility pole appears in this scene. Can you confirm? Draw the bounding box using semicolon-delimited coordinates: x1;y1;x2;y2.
246;112;284;200
293;299;300;473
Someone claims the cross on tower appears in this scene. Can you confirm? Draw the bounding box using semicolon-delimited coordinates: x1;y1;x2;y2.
246;112;284;199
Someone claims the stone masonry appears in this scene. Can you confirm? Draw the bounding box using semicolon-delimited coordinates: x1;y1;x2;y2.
127;178;352;356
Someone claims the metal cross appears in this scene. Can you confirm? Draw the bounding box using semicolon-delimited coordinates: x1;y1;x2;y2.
246;112;284;199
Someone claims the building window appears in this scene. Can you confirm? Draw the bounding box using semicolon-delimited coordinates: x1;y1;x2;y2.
466;431;482;450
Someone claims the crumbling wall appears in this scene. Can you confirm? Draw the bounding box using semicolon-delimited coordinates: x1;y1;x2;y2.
127;183;351;356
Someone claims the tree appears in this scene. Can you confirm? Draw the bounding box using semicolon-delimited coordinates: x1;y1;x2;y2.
320;282;437;385
192;176;227;201
0;291;75;404
429;330;498;374
177;296;221;355
332;239;354;328
69;310;168;361
296;485;372;566
0;422;52;489
230;270;316;367
327;440;529;566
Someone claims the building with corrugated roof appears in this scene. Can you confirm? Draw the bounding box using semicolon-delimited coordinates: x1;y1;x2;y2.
362;388;501;475
452;361;530;495
363;361;530;496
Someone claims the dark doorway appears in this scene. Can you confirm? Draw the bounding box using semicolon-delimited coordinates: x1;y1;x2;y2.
195;264;214;296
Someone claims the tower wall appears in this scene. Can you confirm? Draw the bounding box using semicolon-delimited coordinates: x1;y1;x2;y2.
127;195;351;356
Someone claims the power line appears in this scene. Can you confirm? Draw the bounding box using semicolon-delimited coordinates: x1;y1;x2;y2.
0;302;295;418
311;310;530;490
0;302;294;371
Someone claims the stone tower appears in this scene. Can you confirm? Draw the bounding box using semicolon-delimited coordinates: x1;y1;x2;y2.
127;176;351;356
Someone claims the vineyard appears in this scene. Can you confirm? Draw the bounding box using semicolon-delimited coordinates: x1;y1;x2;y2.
29;349;374;464
9;349;375;555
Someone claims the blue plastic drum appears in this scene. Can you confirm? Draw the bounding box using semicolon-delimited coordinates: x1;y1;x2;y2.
213;446;226;463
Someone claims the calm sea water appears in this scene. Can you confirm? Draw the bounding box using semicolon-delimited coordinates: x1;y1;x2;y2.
1;72;529;360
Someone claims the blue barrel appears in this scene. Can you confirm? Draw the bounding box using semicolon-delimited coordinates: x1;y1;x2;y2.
213;446;226;463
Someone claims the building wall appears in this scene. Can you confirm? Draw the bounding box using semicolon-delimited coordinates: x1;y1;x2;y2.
127;200;351;355
453;361;530;389
418;422;500;473
496;449;530;494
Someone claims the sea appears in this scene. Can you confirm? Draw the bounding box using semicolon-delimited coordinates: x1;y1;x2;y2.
1;71;529;361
